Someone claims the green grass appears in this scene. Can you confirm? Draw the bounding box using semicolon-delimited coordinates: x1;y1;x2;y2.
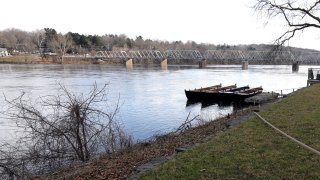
141;84;320;179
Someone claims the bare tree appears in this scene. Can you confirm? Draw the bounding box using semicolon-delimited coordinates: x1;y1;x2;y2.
254;0;320;46
49;33;74;63
0;32;4;47
0;83;132;178
1;30;18;53
0;28;39;54
31;30;46;55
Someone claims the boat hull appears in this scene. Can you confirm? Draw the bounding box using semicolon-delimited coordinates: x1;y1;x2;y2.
185;89;261;102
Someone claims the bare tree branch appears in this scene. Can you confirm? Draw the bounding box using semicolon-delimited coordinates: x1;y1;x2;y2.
254;0;320;46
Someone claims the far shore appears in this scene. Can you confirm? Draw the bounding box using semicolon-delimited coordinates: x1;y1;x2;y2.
0;54;306;66
0;54;105;65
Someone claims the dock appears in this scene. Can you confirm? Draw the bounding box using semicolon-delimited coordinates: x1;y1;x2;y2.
307;68;320;86
245;92;279;104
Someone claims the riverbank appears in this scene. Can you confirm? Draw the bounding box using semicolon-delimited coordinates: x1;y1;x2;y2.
0;55;102;64
141;84;320;179
46;105;258;179
0;55;43;64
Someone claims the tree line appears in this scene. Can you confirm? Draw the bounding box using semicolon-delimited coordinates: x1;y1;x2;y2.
1;0;320;56
0;24;319;63
0;27;294;56
0;28;216;55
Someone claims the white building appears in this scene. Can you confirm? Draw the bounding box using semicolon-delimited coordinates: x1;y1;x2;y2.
0;48;9;57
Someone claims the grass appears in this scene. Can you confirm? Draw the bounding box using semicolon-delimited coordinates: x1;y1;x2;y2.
140;84;320;179
0;55;106;65
0;54;42;63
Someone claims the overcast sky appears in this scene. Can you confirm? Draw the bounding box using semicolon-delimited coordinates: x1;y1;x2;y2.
1;0;320;50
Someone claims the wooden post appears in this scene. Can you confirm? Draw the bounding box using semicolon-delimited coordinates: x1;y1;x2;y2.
242;60;248;70
161;59;168;70
308;68;314;79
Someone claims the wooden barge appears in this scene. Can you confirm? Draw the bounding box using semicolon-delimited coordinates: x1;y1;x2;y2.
185;84;263;102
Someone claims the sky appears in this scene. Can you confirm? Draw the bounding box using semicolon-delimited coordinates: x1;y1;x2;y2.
1;0;320;50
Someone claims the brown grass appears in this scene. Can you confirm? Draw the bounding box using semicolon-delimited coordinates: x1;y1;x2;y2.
0;55;118;65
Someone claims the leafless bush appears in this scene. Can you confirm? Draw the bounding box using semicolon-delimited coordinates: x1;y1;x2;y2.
0;83;132;178
175;111;199;135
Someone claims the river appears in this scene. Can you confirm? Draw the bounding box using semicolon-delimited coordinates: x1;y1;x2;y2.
0;64;316;140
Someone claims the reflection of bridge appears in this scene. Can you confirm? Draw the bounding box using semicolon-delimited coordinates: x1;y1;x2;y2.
96;50;320;69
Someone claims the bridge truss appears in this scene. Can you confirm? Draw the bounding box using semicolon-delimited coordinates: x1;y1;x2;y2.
96;50;203;60
96;50;320;64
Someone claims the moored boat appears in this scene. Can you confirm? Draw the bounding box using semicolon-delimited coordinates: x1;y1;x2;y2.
185;84;262;101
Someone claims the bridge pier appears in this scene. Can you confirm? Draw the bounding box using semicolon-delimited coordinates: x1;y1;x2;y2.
126;59;133;69
242;60;248;70
199;59;207;68
292;61;299;72
161;59;168;70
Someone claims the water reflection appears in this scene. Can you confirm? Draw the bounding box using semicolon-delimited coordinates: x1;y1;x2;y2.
186;100;248;110
185;99;248;123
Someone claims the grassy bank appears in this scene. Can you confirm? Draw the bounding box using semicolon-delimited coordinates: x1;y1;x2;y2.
0;55;101;64
0;55;43;63
141;84;320;179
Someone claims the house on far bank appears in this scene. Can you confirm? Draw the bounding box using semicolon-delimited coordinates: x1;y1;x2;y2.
0;48;9;57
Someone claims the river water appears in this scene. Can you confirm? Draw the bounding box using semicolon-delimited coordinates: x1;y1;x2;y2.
0;64;317;140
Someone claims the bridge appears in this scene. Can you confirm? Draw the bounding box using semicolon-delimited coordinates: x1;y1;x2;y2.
96;50;320;70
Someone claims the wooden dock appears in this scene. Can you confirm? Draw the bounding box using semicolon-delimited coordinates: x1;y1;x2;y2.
307;79;320;86
245;92;279;104
307;68;320;86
